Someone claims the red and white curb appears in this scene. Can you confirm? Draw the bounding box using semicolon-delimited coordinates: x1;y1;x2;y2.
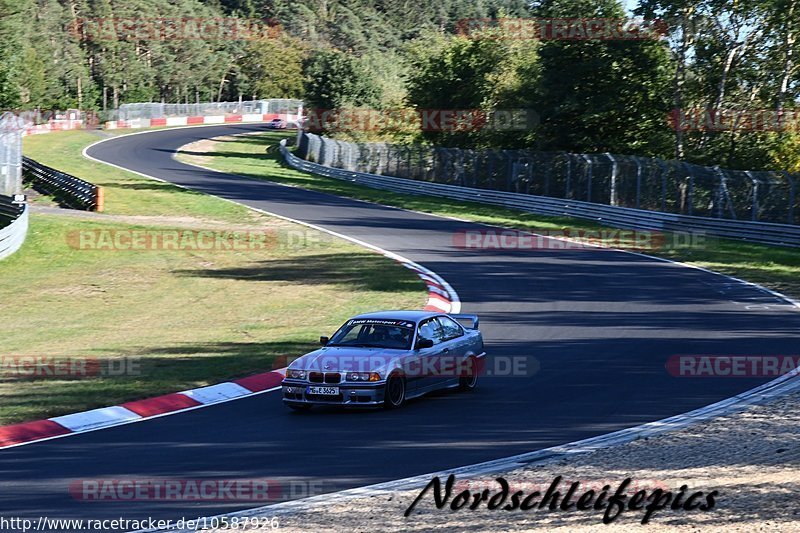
17;111;300;135
0;371;287;449
23;120;86;136
104;113;298;130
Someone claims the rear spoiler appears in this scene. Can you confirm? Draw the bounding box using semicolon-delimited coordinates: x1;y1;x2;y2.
450;313;479;329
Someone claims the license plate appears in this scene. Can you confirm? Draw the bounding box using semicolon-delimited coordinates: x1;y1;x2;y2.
307;386;339;396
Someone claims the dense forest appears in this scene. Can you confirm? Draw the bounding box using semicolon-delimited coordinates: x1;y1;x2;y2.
0;0;798;170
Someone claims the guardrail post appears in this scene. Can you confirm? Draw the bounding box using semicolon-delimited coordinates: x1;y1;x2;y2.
96;187;105;213
605;153;618;206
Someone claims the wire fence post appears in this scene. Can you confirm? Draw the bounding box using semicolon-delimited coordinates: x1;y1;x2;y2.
564;154;572;198
657;160;669;212
605;153;618;206
634;156;643;210
784;171;796;225
713;166;737;219
582;155;593;203
713;166;725;218
745;171;758;221
1;135;9;196
683;163;694;216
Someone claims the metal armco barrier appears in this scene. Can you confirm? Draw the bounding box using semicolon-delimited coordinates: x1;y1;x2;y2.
0;195;28;260
297;132;800;227
22;156;103;211
281;139;800;248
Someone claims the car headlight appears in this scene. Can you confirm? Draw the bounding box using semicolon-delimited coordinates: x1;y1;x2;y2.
346;372;381;382
286;369;306;380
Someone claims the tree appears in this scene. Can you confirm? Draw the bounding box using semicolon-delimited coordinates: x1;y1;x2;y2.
530;0;673;155
405;32;523;146
0;0;34;107
240;34;308;99
303;49;382;109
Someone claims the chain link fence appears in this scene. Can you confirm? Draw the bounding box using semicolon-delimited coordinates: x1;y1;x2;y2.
116;99;303;121
0;113;25;198
0;113;27;256
297;132;799;225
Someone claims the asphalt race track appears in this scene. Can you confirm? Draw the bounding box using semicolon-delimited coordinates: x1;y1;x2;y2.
2;124;799;527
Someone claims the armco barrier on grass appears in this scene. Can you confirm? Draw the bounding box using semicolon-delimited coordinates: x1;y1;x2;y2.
23;156;104;212
0;195;28;261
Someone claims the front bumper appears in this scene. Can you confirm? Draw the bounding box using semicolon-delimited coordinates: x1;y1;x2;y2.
282;379;386;407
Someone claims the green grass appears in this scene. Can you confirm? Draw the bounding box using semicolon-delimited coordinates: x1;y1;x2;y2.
0;130;424;425
177;131;800;302
23;130;255;221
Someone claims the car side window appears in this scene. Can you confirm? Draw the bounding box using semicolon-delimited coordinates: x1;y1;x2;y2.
417;319;446;346
436;316;464;341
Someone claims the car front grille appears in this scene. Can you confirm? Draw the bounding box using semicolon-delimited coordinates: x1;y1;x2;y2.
309;372;341;384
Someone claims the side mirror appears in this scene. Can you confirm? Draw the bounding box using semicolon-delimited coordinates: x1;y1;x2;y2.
416;338;434;350
320;336;329;345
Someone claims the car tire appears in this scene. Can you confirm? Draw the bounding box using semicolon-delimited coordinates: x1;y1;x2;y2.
287;403;312;412
383;373;406;409
458;356;478;391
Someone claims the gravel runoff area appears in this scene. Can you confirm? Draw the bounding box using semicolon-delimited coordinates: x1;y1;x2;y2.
235;386;800;532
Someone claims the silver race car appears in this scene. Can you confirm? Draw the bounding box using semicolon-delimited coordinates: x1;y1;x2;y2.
282;310;486;410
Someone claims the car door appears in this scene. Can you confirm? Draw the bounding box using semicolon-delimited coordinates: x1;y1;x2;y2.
413;318;446;392
432;316;468;388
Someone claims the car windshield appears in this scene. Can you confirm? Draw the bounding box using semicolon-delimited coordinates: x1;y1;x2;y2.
327;319;415;350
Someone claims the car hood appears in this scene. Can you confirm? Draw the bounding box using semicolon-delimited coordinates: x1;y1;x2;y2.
291;346;407;373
